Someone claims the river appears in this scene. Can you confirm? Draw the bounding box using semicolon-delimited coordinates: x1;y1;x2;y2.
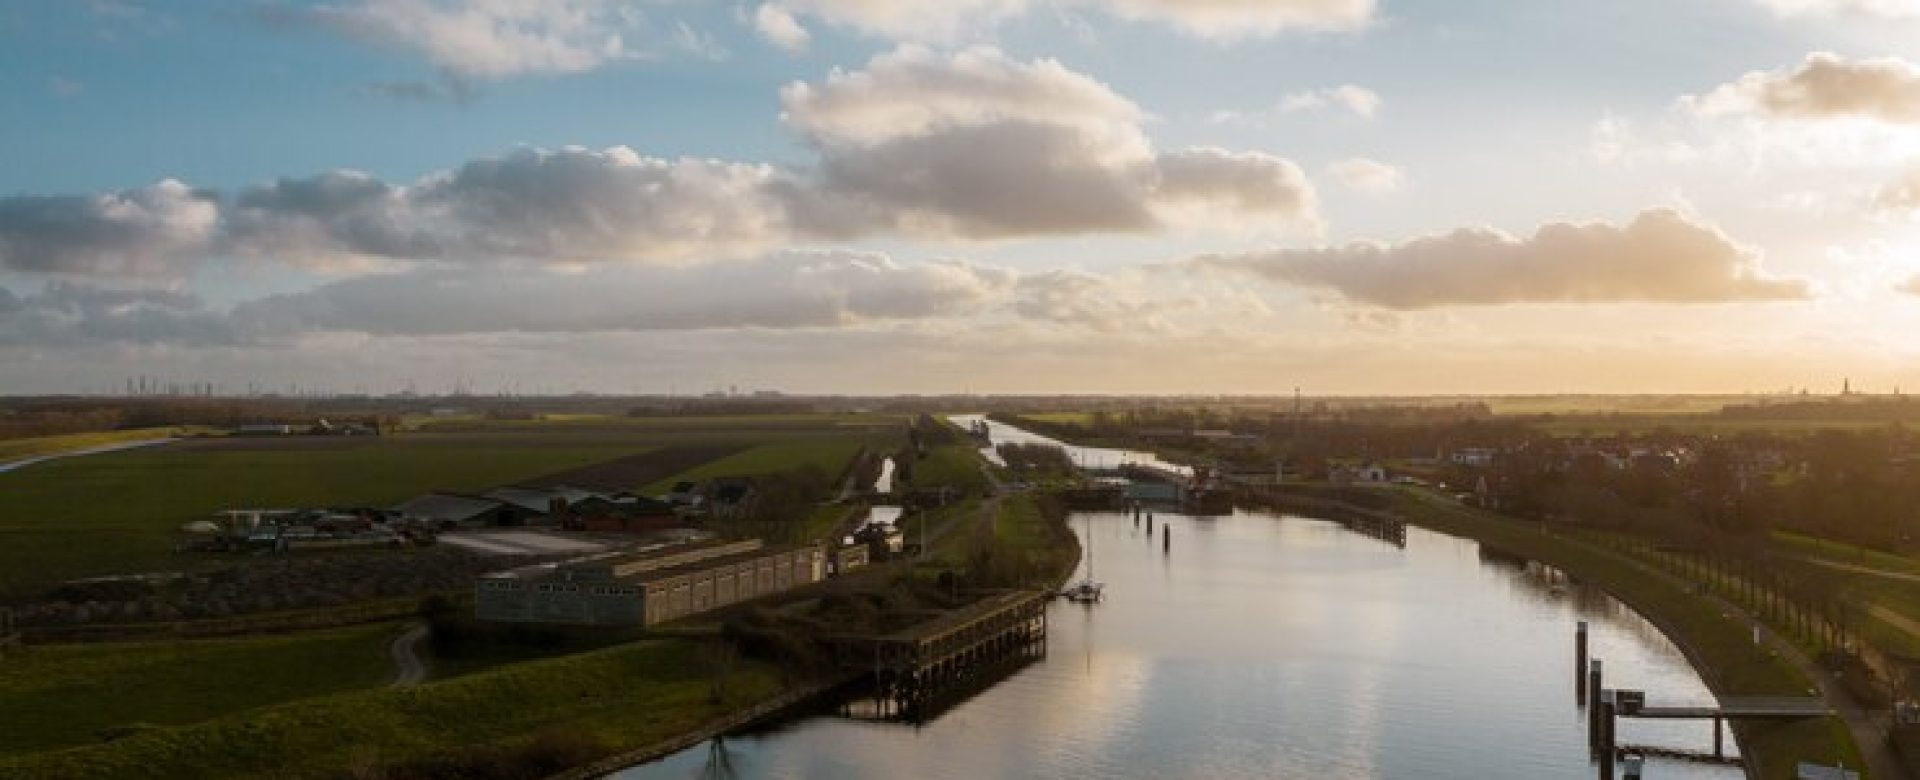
617;421;1742;780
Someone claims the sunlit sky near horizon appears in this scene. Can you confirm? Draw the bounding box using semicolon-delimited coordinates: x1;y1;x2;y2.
5;0;1920;396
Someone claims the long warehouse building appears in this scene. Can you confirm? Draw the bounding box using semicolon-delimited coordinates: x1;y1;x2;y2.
475;539;826;627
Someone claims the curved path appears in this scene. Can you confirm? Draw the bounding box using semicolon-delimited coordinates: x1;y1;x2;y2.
389;623;429;687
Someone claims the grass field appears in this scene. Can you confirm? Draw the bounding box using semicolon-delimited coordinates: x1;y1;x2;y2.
0;638;784;780
0;415;907;600
0;428;202;463
0;435;656;599
903;444;991;495
0;622;400;756
641;440;874;494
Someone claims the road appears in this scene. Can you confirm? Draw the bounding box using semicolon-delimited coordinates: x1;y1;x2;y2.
389;622;428;687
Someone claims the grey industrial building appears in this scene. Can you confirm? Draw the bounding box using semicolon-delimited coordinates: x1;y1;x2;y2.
473;539;825;627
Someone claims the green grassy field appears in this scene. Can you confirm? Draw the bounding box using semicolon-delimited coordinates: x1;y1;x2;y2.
0;638;784;780
0;436;657;599
904;444;991;495
0;428;202;463
0;415;908;600
642;440;874;494
0;622;400;756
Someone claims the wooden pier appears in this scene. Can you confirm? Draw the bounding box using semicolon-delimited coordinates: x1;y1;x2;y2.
827;590;1049;718
1578;624;1831;774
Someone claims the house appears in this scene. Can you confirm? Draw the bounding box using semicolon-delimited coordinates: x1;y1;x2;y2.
392;492;535;529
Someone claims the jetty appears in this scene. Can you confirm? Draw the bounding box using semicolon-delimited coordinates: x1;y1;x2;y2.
826;590;1049;717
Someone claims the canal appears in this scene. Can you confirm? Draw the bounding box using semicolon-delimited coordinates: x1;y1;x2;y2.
618;420;1743;780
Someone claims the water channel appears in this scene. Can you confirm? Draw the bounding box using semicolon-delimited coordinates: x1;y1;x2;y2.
618;419;1743;780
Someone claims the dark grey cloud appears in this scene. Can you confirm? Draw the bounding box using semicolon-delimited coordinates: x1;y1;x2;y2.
1192;209;1811;309
0;283;237;347
0;180;219;278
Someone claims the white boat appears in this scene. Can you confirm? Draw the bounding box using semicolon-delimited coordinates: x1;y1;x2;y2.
1062;512;1103;603
1063;579;1104;603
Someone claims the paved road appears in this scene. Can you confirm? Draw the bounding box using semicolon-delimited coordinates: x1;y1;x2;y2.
1807;557;1920;585
389;623;428;687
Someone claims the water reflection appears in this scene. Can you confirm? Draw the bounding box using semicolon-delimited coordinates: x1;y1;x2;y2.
949;413;1193;477
617;509;1741;780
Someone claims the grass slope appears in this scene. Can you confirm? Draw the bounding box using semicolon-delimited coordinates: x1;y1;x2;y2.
0;639;782;780
0;623;398;755
0;429;197;463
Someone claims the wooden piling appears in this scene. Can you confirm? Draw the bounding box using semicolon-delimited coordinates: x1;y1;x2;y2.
1163;528;1170;554
1575;621;1589;707
1599;694;1617;779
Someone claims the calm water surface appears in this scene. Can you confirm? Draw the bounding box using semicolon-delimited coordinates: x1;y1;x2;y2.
619;420;1741;780
621;510;1741;779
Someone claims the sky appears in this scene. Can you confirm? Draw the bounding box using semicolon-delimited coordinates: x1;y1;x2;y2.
4;0;1920;396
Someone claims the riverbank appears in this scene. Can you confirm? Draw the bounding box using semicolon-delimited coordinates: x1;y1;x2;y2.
0;637;793;779
1258;483;1865;779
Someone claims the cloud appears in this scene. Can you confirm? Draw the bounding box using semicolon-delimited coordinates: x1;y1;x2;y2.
1691;52;1920;124
10;47;1313;277
753;0;1371;45
0;180;219;278
751;4;811;52
1191;209;1812;309
226;149;798;268
786;46;1318;237
0;283;236;348
1752;0;1920;17
1010;269;1166;332
1280;84;1381;118
1327;157;1403;195
1873;167;1920;214
1102;0;1373;38
236;252;1015;339
49;76;83;98
302;0;647;79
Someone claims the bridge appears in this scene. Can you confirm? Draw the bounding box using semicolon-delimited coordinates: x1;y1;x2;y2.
1629;696;1831;720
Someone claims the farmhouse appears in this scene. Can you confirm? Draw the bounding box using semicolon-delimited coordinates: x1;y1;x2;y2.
473;539;826;627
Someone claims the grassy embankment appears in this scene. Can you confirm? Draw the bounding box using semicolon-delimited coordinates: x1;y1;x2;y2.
0;622;401;756
0;428;201;463
0;638;786;780
1375;487;1863;778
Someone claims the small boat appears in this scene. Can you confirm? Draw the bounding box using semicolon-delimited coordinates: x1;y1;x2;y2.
1062;511;1103;603
1063;579;1104;603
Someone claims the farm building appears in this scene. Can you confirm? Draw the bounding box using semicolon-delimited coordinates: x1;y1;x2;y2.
473;539;826;627
393;492;540;529
564;495;680;533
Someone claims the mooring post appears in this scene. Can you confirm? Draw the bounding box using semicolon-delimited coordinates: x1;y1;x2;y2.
1713;715;1723;760
1587;660;1604;755
1575;621;1589;707
1164;528;1170;554
1598;693;1616;780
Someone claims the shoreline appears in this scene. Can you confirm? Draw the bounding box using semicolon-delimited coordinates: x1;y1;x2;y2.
1244;484;1863;779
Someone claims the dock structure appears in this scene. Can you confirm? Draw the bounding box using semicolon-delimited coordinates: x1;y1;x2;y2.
828;590;1049;718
